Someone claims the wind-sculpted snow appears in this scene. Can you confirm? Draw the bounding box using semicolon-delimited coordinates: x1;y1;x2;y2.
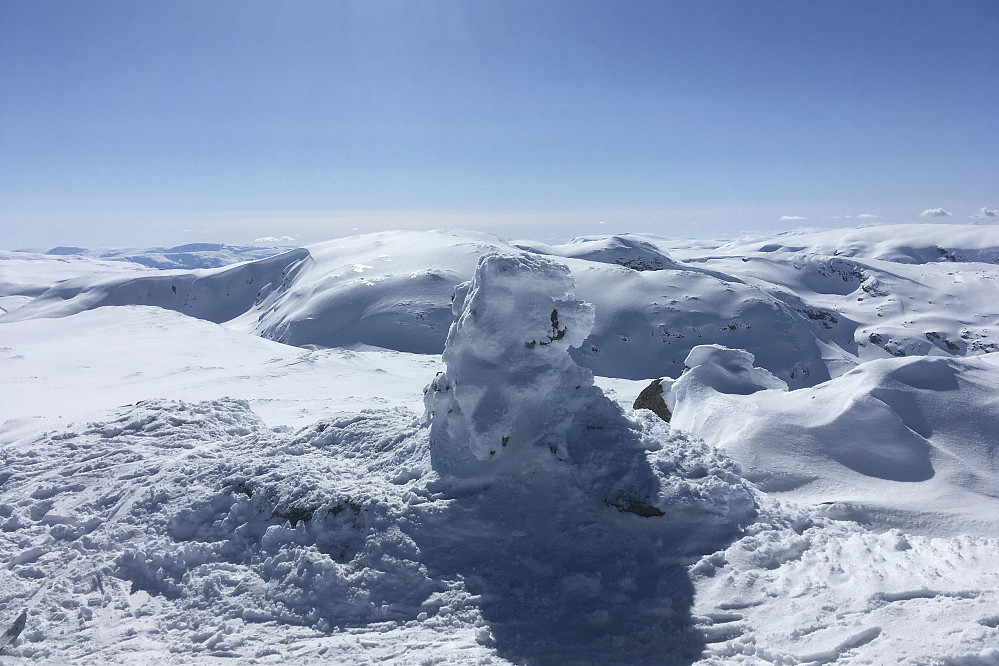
423;254;756;532
424;252;600;477
667;345;999;535
669;345;787;397
690;498;999;664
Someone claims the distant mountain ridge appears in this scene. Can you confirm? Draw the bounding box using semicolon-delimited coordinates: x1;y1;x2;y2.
3;225;998;388
38;243;292;269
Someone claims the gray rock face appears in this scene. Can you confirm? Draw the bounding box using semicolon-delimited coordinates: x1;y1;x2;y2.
633;378;671;423
0;610;26;649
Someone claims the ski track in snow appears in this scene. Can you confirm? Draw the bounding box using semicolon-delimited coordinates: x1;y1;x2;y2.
2;226;999;664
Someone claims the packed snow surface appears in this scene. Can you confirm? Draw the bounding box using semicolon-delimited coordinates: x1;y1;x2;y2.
1;224;998;664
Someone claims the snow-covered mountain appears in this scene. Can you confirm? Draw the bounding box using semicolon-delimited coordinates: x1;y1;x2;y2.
39;243;293;270
1;225;998;664
6;225;997;384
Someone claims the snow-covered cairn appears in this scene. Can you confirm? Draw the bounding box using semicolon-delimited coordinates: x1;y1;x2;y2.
425;253;594;476
424;252;654;488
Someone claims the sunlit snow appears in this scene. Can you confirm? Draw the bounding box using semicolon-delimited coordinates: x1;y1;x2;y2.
1;225;998;664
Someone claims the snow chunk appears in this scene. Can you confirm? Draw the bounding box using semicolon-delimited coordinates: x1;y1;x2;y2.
670;345;788;410
425;252;603;477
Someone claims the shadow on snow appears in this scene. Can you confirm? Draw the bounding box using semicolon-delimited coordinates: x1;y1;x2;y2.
415;477;724;666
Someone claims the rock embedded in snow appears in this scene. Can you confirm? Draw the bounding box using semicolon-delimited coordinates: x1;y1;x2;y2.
632;378;673;422
0;610;27;649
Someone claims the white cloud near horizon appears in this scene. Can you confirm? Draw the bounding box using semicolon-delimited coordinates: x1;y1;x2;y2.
780;215;807;221
972;207;999;225
920;208;952;217
825;213;880;220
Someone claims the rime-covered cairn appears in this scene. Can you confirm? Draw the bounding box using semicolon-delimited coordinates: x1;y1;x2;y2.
424;253;653;492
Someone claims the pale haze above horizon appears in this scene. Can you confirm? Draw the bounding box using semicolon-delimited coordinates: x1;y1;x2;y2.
2;0;997;250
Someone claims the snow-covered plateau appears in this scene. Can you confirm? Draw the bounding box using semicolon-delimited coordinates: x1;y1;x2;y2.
1;224;998;665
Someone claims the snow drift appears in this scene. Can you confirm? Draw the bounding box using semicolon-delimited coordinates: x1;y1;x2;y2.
666;344;999;535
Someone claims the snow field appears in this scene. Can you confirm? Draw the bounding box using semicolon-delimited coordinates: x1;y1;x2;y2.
692;503;999;664
7;225;998;389
0;399;485;663
2;225;999;663
0;400;762;663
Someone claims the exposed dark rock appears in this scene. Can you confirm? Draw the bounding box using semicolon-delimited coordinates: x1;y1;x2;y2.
272;503;317;526
633;378;671;423
0;610;26;649
605;498;665;517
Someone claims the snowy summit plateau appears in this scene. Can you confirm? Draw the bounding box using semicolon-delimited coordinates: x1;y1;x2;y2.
1;224;999;664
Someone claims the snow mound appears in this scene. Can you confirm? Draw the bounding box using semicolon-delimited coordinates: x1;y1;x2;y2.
671;345;788;400
516;234;681;271
425;252;601;477
668;347;999;535
420;255;759;657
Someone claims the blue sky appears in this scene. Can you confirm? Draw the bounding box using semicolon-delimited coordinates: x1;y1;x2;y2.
2;0;997;248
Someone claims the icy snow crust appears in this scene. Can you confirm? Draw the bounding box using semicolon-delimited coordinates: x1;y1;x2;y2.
2;225;999;664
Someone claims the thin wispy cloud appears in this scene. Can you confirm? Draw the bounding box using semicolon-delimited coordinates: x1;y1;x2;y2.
920;208;952;218
825;213;880;220
971;207;999;225
780;215;807;221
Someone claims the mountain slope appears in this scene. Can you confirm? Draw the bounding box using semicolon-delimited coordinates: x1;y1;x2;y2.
4;226;998;390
